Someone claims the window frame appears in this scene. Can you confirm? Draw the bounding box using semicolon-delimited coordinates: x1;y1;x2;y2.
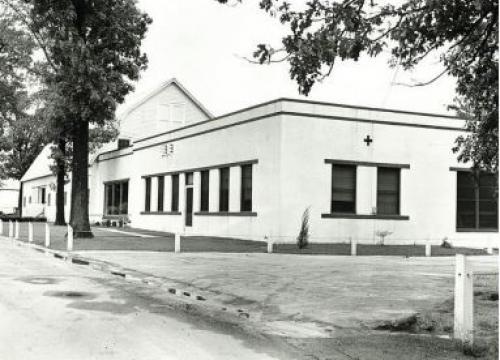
171;174;179;212
376;167;401;216
200;170;210;212
330;164;357;214
157;176;165;212
240;164;253;212
104;180;129;216
456;171;498;232
219;167;230;212
144;177;151;212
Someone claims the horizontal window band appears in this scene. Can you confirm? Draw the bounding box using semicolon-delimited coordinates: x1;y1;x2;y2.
142;159;258;179
325;159;410;169
103;178;130;185
140;211;182;216
194;211;257;217
456;228;498;233
321;213;410;220
103;215;129;219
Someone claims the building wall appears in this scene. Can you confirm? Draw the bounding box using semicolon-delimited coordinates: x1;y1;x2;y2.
91;112;283;240
119;84;210;140
277;102;498;248
22;176;71;222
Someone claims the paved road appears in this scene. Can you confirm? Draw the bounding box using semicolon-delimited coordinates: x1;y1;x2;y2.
0;240;295;360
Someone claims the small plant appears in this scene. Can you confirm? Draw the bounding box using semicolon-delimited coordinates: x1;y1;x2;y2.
441;237;453;249
297;207;310;249
375;230;392;245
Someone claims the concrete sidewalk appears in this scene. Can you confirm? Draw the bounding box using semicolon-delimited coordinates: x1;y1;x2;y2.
74;250;498;336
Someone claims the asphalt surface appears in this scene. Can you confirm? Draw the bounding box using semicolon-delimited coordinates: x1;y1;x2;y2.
0;239;299;360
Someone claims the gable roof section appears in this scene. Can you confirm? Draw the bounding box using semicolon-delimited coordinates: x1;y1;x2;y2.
20;145;54;182
118;78;213;120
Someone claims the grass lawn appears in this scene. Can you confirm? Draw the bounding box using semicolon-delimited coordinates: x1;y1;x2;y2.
274;243;489;256
0;222;491;256
374;274;499;359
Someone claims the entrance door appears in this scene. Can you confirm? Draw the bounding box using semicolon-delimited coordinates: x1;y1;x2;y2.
185;187;193;227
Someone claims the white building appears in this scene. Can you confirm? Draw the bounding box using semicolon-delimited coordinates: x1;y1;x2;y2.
21;79;498;248
0;179;19;214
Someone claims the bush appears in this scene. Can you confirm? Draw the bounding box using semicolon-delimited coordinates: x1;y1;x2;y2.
0;215;47;223
297;207;310;249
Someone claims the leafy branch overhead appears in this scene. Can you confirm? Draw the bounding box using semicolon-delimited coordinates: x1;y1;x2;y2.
217;0;498;173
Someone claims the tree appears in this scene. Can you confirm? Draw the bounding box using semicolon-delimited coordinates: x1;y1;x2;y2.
0;9;47;215
3;0;151;236
0;105;48;215
218;0;498;173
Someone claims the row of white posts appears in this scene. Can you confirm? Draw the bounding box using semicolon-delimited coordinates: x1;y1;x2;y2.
1;220;74;252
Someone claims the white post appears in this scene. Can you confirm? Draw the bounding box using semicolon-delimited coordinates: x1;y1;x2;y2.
267;238;273;254
350;238;357;256
14;221;19;240
425;243;432;257
28;222;34;243
0;219;3;235
67;224;73;252
454;254;474;348
8;221;13;238
44;222;51;247
174;233;181;253
487;247;494;255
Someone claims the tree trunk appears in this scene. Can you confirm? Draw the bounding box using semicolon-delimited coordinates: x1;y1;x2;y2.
17;182;23;217
70;119;92;237
54;137;66;225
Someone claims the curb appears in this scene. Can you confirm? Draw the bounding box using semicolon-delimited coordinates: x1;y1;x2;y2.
3;237;251;320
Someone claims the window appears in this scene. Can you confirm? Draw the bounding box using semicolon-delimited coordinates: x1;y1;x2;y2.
29;196;32;204
157;176;164;212
157;103;186;127
171;174;179;212
39;187;46;204
47;193;51;206
200;170;210;211
219;167;230;211
144;177;151;212
105;181;129;215
377;168;400;215
185;172;193;185
331;165;356;213
457;172;498;230
241;165;253;211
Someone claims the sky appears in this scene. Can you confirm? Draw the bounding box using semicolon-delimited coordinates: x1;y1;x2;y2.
120;0;458;117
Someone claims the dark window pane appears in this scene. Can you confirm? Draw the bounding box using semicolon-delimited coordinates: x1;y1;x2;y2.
157;176;164;212
331;165;356;213
106;184;113;215
241;165;252;211
145;177;151;212
171;174;179;212
457;171;498;230
113;183;120;215
185;172;193;185
219;167;230;212
121;182;128;214
377;168;400;215
200;171;210;212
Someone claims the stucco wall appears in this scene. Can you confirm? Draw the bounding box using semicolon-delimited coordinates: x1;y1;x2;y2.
91;113;283;241
277;107;498;248
22;176;71;222
119;84;210;140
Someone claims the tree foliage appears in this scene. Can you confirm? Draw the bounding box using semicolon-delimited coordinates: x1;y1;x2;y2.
218;0;498;172
1;0;152;233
